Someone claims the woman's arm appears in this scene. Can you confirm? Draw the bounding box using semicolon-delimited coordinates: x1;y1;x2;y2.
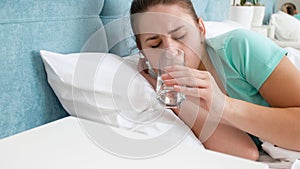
164;56;300;152
224;56;300;150
164;66;260;160
139;58;260;160
173;107;259;160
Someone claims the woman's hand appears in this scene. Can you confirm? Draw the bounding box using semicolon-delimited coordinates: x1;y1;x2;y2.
162;65;226;112
138;57;157;89
162;65;227;141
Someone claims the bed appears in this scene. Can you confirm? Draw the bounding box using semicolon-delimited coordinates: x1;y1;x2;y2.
0;116;268;169
0;0;299;168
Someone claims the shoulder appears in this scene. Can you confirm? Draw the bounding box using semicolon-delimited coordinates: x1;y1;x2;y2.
226;29;254;38
222;29;282;58
206;28;285;63
224;29;265;48
206;29;268;52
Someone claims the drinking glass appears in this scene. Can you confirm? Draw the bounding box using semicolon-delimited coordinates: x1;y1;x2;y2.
156;48;186;108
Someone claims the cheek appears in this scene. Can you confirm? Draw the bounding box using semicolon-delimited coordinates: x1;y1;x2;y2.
181;34;202;69
184;49;201;69
142;49;161;70
146;56;159;69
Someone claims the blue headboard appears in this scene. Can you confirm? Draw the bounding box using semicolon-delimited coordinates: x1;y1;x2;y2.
0;0;230;139
0;0;107;139
100;0;231;57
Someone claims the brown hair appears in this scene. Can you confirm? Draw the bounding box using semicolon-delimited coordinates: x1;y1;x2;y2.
130;0;199;23
282;2;297;15
130;0;199;47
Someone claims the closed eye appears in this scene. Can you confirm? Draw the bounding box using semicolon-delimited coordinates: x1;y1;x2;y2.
151;41;161;48
174;35;185;40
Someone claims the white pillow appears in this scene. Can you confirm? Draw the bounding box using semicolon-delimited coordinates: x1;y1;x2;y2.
270;11;300;41
40;50;202;147
40;50;157;125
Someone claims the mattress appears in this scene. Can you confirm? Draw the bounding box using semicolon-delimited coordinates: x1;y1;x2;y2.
0;116;268;169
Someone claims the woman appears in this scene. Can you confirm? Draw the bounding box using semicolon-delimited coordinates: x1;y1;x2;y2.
282;2;300;20
130;0;300;160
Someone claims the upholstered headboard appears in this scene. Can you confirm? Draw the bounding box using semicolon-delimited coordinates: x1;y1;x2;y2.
0;0;230;139
0;0;107;139
100;0;231;57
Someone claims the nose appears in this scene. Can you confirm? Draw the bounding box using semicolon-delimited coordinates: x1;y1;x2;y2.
161;36;180;49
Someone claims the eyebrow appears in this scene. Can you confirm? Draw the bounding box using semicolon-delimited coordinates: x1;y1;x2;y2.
144;25;185;42
168;25;184;34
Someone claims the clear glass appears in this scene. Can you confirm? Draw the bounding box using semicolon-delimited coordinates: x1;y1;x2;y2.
156;48;186;108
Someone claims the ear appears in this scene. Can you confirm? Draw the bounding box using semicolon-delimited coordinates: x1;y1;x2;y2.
197;18;206;37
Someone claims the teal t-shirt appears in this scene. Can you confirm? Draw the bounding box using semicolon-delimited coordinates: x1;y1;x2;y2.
206;29;286;107
294;14;300;20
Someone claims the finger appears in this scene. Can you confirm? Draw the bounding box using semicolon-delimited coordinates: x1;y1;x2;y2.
163;70;209;81
165;65;208;75
164;77;210;88
174;85;209;98
165;65;187;71
162;68;210;81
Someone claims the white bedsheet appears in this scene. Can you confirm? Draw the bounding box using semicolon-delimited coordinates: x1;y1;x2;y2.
262;142;300;162
0;116;268;169
260;142;300;169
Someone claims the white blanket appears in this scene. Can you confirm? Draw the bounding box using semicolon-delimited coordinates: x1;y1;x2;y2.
261;142;300;169
262;142;300;162
0;117;269;169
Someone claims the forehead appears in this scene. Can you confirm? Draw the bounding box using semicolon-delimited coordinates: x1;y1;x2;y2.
131;5;196;36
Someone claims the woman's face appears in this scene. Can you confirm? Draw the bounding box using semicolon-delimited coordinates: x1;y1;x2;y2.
135;4;205;70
